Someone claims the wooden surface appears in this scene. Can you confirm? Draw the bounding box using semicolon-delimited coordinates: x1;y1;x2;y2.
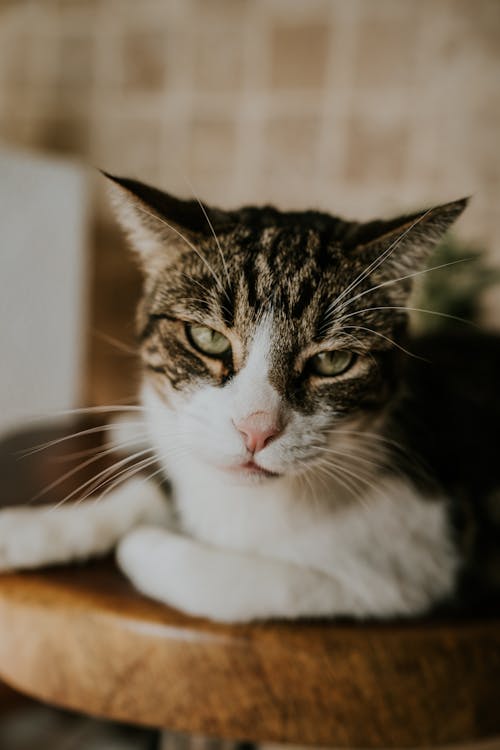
0;422;500;748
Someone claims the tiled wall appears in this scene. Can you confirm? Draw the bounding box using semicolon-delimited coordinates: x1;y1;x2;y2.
0;0;499;253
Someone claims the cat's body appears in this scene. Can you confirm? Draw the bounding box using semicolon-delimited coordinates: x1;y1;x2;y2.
1;176;498;622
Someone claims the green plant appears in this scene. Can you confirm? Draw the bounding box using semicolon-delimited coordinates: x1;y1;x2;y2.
411;236;500;333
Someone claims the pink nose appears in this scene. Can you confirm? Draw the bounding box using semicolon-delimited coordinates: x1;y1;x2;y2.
235;412;282;454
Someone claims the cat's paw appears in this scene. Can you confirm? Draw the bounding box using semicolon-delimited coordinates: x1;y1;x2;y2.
116;527;212;615
116;526;183;585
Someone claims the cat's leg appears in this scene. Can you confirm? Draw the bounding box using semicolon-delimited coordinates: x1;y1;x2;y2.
0;479;171;572
117;526;354;622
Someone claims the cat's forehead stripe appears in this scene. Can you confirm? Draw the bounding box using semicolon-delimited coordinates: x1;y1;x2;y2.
230;226;324;322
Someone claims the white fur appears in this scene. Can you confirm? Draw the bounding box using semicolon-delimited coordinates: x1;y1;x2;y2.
117;480;457;622
0;316;459;622
0;478;170;571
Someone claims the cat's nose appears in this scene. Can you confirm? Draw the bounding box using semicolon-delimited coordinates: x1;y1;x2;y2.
234;412;282;454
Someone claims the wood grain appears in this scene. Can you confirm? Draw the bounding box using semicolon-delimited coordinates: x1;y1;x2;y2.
0;423;499;747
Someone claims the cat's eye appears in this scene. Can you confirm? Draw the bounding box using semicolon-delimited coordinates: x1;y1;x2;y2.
186;324;231;357
309;350;355;377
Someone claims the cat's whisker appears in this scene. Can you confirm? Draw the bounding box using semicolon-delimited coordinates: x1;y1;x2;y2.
315;449;381;484
327;427;403;447
169;295;216;310
44;447;155;512
19;421;148;457
332;257;475;315
324;209;434;322
136;205;227;298
340;305;476;327
309;466;334;507
327;428;416;462
312;460;362;504
86;444;193;508
314;445;387;472
327;428;431;480
93;330;138;356
341;325;427;360
325;437;387;460
179;271;214;297
314;459;376;510
28;405;145;424
301;468;323;515
177;273;232;320
76;455;159;507
35;433;197;507
322;443;416;487
79;442;191;507
48;432;152;462
184;177;232;292
107;463;171;502
29;444;148;503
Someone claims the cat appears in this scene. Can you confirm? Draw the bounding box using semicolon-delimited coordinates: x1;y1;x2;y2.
1;173;499;623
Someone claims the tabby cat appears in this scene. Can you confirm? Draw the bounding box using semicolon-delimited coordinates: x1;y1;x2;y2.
1;174;499;622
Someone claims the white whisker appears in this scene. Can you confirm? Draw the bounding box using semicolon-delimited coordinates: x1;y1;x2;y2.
184;176;231;292
19;422;147;457
325;209;434;322
342;325;427;360
31;405;145;421
45;447;155;512
314;445;387;471
87;444;192;508
340;305;475;327
136;204;226;296
77;455;159;508
48;432;152;462
334;257;474;314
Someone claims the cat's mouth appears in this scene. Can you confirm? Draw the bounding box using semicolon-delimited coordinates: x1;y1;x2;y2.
225;460;281;479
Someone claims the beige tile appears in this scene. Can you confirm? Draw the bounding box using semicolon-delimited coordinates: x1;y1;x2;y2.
190;0;251;19
270;23;330;89
187;117;237;176
122;31;167;91
263;115;321;179
353;11;418;88
343;116;410;184
56;33;95;90
193;29;245;92
0;32;52;86
91;118;164;182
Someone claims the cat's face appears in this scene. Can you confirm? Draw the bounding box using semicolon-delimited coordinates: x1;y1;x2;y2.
107;174;466;484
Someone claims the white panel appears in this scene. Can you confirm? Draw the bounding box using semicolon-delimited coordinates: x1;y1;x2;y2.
0;148;89;434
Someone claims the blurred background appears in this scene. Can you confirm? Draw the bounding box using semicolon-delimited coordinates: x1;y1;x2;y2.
0;1;500;746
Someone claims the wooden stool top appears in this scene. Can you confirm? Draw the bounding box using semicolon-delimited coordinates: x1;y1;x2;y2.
0;421;499;748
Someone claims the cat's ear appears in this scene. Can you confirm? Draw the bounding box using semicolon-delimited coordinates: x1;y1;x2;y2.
351;197;469;302
102;172;230;268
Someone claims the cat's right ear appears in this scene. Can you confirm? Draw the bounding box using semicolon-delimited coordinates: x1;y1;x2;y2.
102;172;228;269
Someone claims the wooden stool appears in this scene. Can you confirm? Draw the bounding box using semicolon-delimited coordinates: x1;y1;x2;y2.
0;421;499;749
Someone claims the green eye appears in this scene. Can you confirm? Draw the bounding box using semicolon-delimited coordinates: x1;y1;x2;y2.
309;350;355;377
186;324;231;357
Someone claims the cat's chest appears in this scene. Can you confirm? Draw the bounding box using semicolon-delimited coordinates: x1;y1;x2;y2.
173;472;456;582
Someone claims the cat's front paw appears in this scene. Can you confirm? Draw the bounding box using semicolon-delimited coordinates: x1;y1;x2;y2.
117;527;223;618
116;526;185;592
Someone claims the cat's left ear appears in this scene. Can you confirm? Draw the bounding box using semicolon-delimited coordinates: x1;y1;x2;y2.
102;172;231;268
351;197;469;302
